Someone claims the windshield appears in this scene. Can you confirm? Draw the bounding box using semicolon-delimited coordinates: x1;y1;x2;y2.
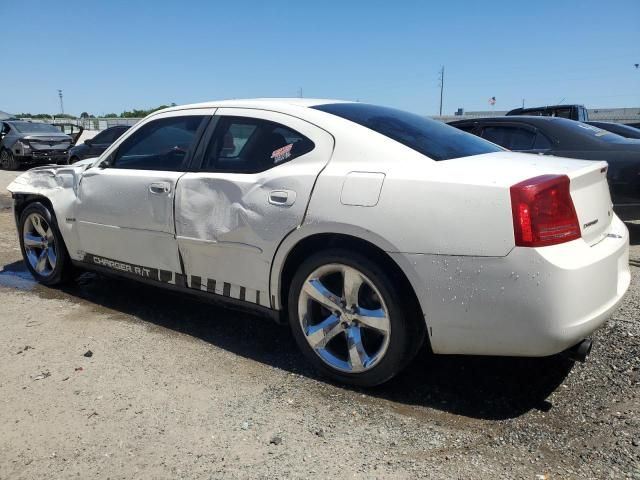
11;122;62;134
312;103;503;160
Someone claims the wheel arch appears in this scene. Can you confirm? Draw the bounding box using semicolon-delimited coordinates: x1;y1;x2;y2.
271;225;429;343
12;193;56;225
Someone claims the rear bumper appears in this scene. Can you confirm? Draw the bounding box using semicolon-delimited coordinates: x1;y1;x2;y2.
392;215;631;357
17;152;68;164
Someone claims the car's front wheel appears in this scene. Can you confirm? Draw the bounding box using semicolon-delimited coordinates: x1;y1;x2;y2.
288;249;424;386
0;149;20;170
18;202;72;285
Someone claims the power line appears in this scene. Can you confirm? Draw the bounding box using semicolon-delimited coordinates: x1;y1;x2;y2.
57;89;64;115
438;66;444;116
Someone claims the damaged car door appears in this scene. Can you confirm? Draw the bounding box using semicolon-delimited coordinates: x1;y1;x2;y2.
175;108;334;307
75;111;210;282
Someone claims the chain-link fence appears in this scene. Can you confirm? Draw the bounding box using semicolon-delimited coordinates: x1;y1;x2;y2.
19;107;640;131
50;117;142;130
432;107;640;124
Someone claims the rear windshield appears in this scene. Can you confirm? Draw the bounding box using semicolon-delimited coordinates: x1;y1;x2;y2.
11;122;62;134
312;103;503;160
570;121;631;143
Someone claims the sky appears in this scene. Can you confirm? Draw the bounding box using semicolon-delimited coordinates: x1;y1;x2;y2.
1;0;638;116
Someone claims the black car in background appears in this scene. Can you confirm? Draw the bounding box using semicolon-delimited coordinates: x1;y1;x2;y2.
0;121;72;169
449;116;640;220
68;125;130;163
586;121;640;140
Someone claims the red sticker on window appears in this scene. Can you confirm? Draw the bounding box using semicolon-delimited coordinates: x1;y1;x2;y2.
271;143;293;163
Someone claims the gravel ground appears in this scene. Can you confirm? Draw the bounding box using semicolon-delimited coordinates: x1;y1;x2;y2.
0;169;638;479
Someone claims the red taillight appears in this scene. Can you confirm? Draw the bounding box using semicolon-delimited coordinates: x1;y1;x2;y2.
510;174;581;247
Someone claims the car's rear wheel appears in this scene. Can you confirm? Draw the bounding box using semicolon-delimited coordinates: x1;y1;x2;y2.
18;202;72;285
288;249;424;386
69;156;80;164
0;149;20;170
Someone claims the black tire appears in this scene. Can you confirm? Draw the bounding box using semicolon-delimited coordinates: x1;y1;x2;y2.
287;248;425;387
69;156;80;164
0;149;20;170
18;202;73;286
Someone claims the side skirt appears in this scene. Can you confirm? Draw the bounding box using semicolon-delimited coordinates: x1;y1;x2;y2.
71;259;281;323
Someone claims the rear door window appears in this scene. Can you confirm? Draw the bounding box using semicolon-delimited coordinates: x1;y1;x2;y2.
92;128;118;144
482;126;536;150
533;133;552;150
201;116;314;173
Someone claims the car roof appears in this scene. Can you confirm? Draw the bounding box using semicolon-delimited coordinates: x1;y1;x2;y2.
156;98;350;115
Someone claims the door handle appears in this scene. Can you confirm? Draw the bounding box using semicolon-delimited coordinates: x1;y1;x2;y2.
149;182;171;194
268;189;296;207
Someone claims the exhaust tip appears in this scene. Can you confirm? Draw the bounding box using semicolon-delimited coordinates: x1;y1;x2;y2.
562;338;593;363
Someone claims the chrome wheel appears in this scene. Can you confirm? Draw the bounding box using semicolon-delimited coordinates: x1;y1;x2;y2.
297;263;391;373
23;213;57;277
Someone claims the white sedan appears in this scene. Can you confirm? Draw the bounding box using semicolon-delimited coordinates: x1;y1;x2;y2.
7;99;630;386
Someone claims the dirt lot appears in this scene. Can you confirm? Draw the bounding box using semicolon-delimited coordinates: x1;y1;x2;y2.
0;169;638;479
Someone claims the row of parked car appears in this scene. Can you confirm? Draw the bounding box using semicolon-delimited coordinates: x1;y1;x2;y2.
0;121;130;170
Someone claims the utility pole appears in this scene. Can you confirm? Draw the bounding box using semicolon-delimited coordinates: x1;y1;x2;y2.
298;87;303;98
438;66;444;116
522;98;525;108
58;89;64;115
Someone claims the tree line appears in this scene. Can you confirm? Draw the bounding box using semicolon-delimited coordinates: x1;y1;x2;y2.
15;103;177;120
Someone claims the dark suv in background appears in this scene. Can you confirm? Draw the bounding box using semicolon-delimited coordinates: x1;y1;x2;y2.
507;104;589;122
68;125;130;163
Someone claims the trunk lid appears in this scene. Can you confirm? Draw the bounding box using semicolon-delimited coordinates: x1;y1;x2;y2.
438;152;613;246
23;134;72;151
567;162;613;244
